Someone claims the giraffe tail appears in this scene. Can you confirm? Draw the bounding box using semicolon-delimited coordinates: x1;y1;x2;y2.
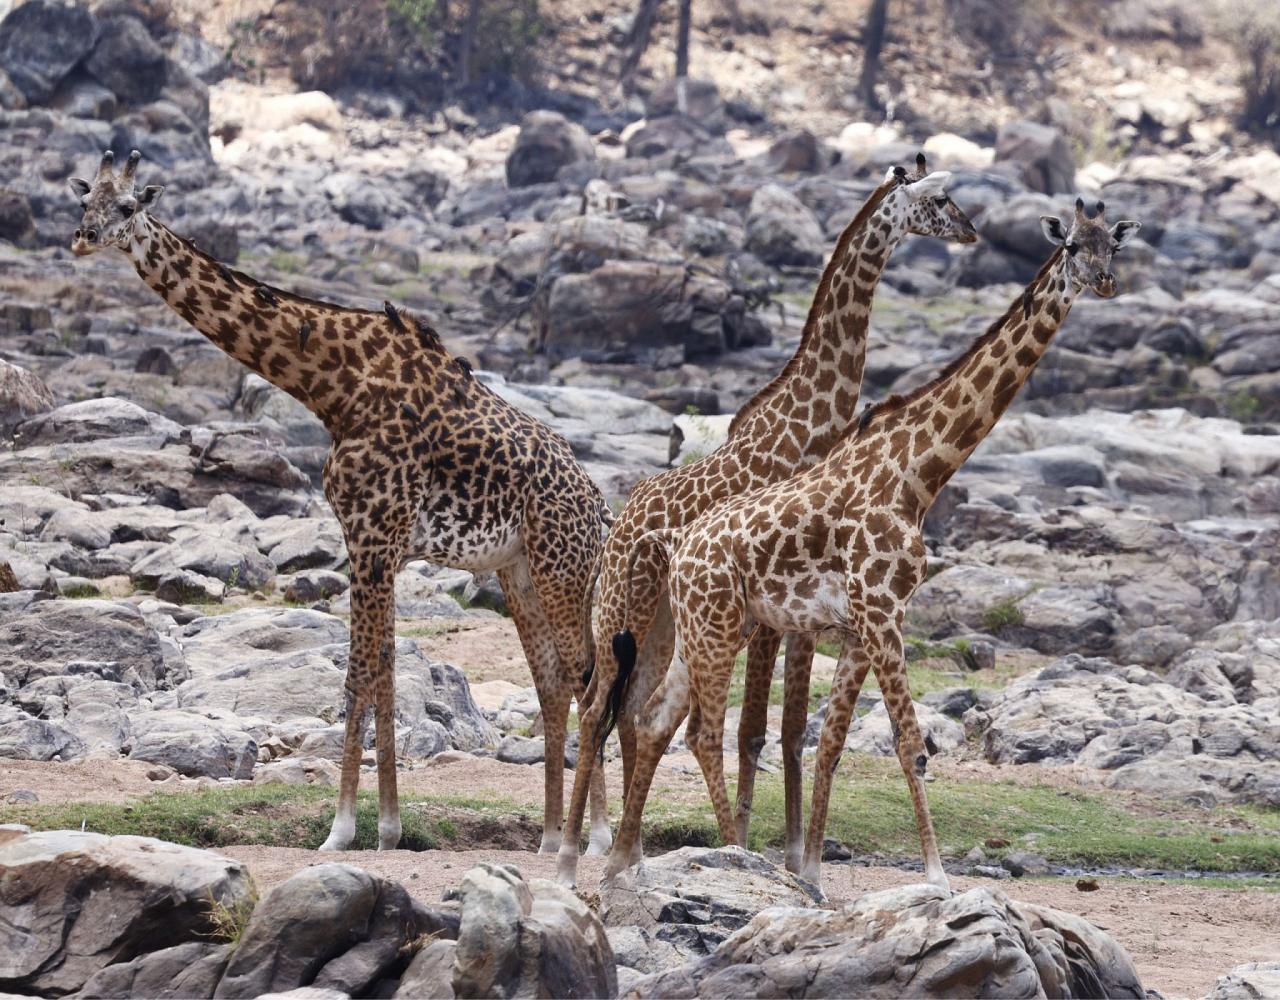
599;527;682;748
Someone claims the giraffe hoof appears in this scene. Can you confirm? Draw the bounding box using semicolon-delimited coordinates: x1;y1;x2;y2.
584;829;613;856
538;833;563;855
555;852;579;888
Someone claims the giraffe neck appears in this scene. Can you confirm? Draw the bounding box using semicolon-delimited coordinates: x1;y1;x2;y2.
888;248;1077;511
124;215;378;431
731;181;907;456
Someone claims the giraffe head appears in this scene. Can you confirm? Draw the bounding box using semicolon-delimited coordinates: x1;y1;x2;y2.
1040;198;1141;298
68;149;164;256
889;153;977;244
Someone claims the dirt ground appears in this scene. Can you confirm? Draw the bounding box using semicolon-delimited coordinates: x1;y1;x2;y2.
4;755;1276;998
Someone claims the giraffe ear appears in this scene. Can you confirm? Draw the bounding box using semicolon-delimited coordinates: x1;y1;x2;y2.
904;171;951;199
136;185;164;211
1040;216;1068;245
69;177;91;200
1110;220;1142;248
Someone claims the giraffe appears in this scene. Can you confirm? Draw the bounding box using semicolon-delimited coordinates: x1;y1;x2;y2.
555;156;978;886
69;149;612;855
603;199;1140;887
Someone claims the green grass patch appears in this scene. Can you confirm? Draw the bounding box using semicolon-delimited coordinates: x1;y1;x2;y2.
643;757;1280;875
982;598;1026;634
7;785;534;853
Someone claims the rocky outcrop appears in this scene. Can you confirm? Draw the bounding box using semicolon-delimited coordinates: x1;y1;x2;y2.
603;846;823;968
0;359;54;437
0;827;252;996
506;110;595;188
626;882;1144;999
1206;962;1280;1000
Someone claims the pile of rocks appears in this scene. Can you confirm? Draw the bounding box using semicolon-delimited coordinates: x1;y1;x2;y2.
0;830;1150;1000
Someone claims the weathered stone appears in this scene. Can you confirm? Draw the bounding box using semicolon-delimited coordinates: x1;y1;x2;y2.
77;941;233;999
454;863;616;1000
1206;961;1280;1000
85;16;166;105
128;709;257;779
0;359;54;436
0;0;99;104
744;184;825;267
0;829;251;996
627;883;1143;999
995;120;1076;194
506;111;595;188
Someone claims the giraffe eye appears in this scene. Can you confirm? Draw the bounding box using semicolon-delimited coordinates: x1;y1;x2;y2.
119;203;135;218
933;196;948;206
1066;242;1079;255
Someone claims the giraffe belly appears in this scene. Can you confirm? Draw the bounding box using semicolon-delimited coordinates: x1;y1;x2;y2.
408;512;524;574
746;576;846;634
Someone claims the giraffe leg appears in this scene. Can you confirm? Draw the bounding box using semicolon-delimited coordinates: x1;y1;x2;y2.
779;631;816;873
866;620;949;890
801;633;870;882
733;626;780;844
319;687;370;851
320;540;405;852
604;649;691;882
497;560;571;854
685;661;738;847
585;748;611;855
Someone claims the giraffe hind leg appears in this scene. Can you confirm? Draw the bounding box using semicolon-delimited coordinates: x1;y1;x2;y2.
319;688;370;852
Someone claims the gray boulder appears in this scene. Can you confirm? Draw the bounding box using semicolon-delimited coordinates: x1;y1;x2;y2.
14;397;182;445
85;15;166;105
1206;962;1280;1000
603;847;823;963
745;184;826;267
0;598;174;690
215;864;418;999
131;536;276;591
995;120;1076;195
127;709;258;779
453;863;616;1000
627;883;1143;999
0;827;252;996
0;0;99;104
0;707;87;761
646;77;726;134
78;941;233;999
506;110;595;188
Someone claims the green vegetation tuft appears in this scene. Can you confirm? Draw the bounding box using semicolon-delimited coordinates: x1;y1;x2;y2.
982;597;1026;634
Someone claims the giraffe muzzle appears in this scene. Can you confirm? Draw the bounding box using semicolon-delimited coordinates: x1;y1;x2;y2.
1092;271;1117;298
71;229;98;255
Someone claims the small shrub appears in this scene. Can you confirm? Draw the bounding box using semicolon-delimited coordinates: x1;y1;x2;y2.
202;881;259;946
982;598;1025;634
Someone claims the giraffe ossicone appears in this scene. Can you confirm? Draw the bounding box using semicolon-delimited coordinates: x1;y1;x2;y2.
70;148;614;857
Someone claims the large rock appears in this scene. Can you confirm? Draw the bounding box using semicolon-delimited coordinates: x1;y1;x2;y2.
127;708;258;779
85;15;166;105
15;397;182;445
0;598;174;690
215;864;419;998
603;847;823;963
745;184;826;267
964;653;1280;806
626;883;1144;998
646;77;726;133
995;120;1076;195
506;110;595;188
453;863;616;1000
0;0;99;104
544;261;743;366
1206;962;1280;1000
131;536;276;591
0;828;252;996
78;941;233;999
0;360;54;437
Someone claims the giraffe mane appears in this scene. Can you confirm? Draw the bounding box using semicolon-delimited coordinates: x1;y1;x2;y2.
151;218;448;354
727;177;899;439
854;246;1067;436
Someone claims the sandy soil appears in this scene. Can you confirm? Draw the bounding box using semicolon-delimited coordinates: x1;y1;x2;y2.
211;843;1277;999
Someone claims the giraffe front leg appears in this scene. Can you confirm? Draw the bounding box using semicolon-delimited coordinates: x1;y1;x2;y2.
868;622;949;890
585;755;612;856
319;687;370;852
800;633;869;884
779;631;816;872
734;626;781;845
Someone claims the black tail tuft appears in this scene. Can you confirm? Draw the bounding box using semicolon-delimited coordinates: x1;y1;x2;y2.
598;630;638;751
581;665;594;688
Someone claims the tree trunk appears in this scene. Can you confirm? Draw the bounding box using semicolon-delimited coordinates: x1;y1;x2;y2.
620;0;663;93
459;0;482;84
856;0;889;112
676;0;692;77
